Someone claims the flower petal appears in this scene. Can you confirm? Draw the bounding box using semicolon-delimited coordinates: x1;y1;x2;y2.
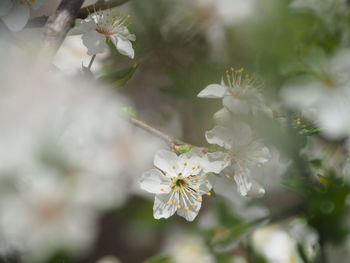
234;170;252;197
223;96;250;114
1;3;29;32
178;149;203;177
246;180;265;198
213;107;231;125
198;84;228;98
69;19;96;35
112;36;135;59
176;192;202;221
140;169;171;194
154;150;179;177
205;126;234;149
203;152;230;174
82;30;107;55
153;192;178;219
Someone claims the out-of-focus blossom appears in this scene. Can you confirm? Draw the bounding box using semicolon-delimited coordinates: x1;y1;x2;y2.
164;232;215;263
252;221;318;263
0;37;147;260
140;148;226;221
281;49;350;139
71;8;136;58
205;123;271;197
198;68;268;116
289;219;319;261
0;0;46;31
252;225;300;263
53;35;107;75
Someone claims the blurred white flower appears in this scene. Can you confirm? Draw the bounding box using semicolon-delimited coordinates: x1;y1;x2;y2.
0;37;146;259
0;172;97;261
140;148;225;221
281;49;350;139
71;8;136;58
53;35;107;75
0;0;45;31
198;68;267;116
164;232;215;263
289;219;319;261
206;123;271;197
252;225;301;263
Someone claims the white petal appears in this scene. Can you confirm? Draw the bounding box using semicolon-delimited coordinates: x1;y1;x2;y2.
205;126;233;149
140;169;171;194
0;0;12;16
1;3;29;32
153;192;178;219
203;152;230;174
223;96;250;114
234;170;252;196
176;192;202;221
246;180;265;198
178;149;203;177
112;36;135;59
69;19;96;35
82;30;107;55
198;84;228;98
154;150;179;177
213;107;231;125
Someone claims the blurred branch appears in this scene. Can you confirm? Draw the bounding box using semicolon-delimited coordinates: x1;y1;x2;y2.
131;118;186;151
27;0;130;28
77;0;130;19
40;0;84;61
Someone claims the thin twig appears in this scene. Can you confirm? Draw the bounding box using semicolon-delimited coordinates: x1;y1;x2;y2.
131;118;187;151
26;0;130;28
77;0;130;19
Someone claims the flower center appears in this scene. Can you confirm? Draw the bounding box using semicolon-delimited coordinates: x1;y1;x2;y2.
172;176;188;192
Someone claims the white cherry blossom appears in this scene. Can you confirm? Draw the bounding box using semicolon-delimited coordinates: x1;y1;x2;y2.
205;123;271;197
140;148;226;221
198;67;267;115
0;0;46;32
281;49;350;139
70;8;136;58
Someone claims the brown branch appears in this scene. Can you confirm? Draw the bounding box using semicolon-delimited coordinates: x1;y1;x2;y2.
131;118;187;151
77;0;130;19
40;0;84;61
27;0;130;28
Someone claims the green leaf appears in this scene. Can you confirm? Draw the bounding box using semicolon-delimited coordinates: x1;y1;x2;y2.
143;254;170;263
99;63;139;88
122;106;138;119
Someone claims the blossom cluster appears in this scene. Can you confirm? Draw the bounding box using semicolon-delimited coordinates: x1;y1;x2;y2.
198;67;272;197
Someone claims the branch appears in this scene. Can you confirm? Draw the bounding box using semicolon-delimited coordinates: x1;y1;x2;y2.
40;0;85;61
27;0;130;28
130;118;204;153
77;0;130;19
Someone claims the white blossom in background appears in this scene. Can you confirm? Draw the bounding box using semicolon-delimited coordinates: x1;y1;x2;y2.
70;8;136;58
0;37;147;260
252;225;302;263
0;0;46;31
164;232;215;263
205;123;271;197
289;219;319;261
198;68;268;116
53;35;108;75
140;148;227;221
281;49;350;139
